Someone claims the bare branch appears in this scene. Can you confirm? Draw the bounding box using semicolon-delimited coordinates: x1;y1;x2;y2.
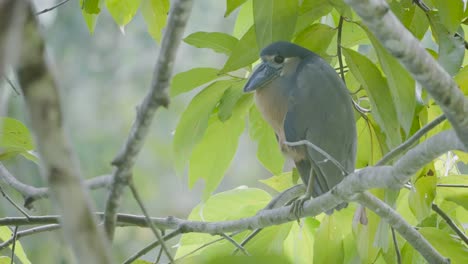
128;181;173;262
103;0;193;240
35;0;71;15
0;186;30;219
377;114;446;165
0;163;112;208
0;224;60;250
15;2;111;262
344;0;468;149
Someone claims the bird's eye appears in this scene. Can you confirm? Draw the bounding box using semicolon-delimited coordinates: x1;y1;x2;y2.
274;55;284;64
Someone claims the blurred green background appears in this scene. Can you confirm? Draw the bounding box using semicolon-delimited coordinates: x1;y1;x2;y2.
0;0;272;262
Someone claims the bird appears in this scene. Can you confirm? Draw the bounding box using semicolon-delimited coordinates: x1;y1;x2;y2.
243;41;357;214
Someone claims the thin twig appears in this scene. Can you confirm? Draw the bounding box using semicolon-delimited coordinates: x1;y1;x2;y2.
219;233;250;256
391;227;402;264
10;226;18;264
0;186;30;219
103;0;193;240
432;203;468;246
128;181;173;262
175;232;242;262
376;114;446;166
0;224;60;250
437;184;468;188
122;229;181;264
2;76;20;95
337;16;346;84
153;246;164;264
35;0;71;15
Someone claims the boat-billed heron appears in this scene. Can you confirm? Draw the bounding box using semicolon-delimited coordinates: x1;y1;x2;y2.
244;41;357;213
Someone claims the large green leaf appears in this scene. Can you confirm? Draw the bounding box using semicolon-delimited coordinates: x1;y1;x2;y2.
429;13;466;76
220;26;258;73
217;81;248;122
248;106;285;175
170;67;221;97
225;0;249;17
355;117;384;168
189;95;252;198
314;214;344;263
173;80;237;170
390;0;429;40
175;187;271;258
0;117;36;161
259;171;295;192
296;0;332;33
80;0;100;33
284;219;319;264
363;27;416;137
294;23;336;57
419;227;468;263
184;32;239;55
141;0;169;42
343;48;401;148
105;0;141;26
232;0;253;38
437;175;468;210
408;166;437;222
433;0;464;33
455;65;468;95
253;0;298;49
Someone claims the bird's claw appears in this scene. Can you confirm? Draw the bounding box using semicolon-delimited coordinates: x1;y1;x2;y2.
290;195;311;222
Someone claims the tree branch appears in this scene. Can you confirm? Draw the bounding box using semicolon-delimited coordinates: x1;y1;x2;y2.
103;0;193;240
0;224;60;250
344;0;468;149
2;130;463;263
432;203;468;246
14;2;111;263
0;163;112;208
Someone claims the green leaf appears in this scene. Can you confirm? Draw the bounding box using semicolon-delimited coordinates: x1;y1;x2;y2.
141;0;169;42
189;95;252;199
80;0;100;33
259;171;295;192
105;0;141;26
217;81;247;122
296;0;332;34
284;219;319;263
184;32;238;55
225;0;249;17
220;26;258;73
0;226;31;264
294;23;336;57
437;175;468;210
82;0;101;14
363;26;416;137
170;67;220;97
419;227;468;263
390;0;429;40
0;257;11;264
433;0;464;33
248;106;285;175
328;0;352;17
232;0;253;38
408;166;437;222
314;214;344;263
0;117;35;161
429;13;466;76
175;187;271;258
253;0;298;49
173;80;236;170
343;48;401;148
340;22;369;48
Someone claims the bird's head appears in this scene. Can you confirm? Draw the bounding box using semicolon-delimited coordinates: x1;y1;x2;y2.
243;41;313;92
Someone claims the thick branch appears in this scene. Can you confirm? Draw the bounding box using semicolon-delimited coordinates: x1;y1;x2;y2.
0;0;26;76
344;0;468;149
14;3;111;263
2;131;463;263
103;0;193;240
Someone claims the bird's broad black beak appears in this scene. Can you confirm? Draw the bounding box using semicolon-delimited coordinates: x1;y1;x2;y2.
243;62;281;92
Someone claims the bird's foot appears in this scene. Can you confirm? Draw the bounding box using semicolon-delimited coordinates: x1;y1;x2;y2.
290;194;312;222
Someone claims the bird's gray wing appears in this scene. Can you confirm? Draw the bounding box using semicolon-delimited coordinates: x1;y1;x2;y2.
284;55;357;197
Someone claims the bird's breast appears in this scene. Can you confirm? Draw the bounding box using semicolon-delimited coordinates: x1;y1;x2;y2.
254;82;305;161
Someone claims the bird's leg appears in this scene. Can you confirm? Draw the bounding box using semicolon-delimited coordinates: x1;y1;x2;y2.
290;168;315;220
